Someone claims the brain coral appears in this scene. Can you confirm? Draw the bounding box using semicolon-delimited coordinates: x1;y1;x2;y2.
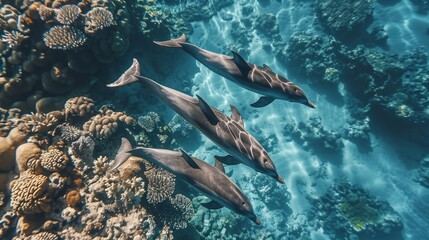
24;231;59;240
40;148;69;172
84;7;116;35
43;25;87;50
145;168;176;204
55;5;81;25
11;171;51;215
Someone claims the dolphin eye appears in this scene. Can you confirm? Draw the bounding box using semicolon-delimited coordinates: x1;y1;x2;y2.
263;159;268;163
242;202;246;206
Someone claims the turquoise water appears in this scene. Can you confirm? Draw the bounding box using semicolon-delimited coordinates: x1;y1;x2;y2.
1;0;428;239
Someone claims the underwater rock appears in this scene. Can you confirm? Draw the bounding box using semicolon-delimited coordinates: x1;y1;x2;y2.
316;0;375;41
309;181;403;239
15;142;42;173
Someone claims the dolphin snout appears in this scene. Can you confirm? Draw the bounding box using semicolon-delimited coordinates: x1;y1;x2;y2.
306;100;316;108
255;218;261;225
275;175;285;184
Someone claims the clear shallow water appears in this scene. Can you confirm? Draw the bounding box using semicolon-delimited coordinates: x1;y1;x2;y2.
179;0;429;239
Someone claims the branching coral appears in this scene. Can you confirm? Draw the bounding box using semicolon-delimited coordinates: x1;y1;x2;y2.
55;4;82;25
145;168;175;204
84;7;116;35
1;30;29;49
43;25;87;50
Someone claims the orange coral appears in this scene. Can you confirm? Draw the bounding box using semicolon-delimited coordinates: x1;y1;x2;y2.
65;190;80;207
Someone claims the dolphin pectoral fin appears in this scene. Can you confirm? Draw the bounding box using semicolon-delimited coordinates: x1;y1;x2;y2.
179;149;200;169
230;104;244;127
107;58;140;88
262;64;272;71
196;95;219;125
250;96;275;108
201;200;224;210
214;155;240;165
231;50;252;76
153;34;187;48
108;138;133;172
214;159;225;173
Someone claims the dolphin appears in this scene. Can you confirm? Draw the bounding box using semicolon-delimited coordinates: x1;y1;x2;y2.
109;138;261;225
107;59;285;184
153;34;316;109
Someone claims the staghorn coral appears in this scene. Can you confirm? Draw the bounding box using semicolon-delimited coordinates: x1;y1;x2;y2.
84;7;116;35
1;30;29;50
145;167;175;204
40;147;69;172
43;25;87;50
18;111;64;134
10;171;51;215
55;4;82;25
64;96;95;120
157;194;194;230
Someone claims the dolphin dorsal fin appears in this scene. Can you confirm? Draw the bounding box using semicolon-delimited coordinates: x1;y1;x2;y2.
262;64;272;71
214;159;225;173
108;138;132;172
231;50;252;76
201;200;224;210
230;104;244;127
250;96;275;108
179;149;200;169
196;95;219;125
214;155;240;165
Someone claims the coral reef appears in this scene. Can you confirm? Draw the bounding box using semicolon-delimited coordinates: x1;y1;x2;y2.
283;117;344;157
309;181;403;239
416;155;429;188
316;0;375;41
0;96;192;239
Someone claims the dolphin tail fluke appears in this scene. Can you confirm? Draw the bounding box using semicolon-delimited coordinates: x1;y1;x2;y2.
153;34;187;48
107;58;140;88
108;138;133;172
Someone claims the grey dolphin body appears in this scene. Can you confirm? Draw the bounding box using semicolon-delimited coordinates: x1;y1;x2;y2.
153;34;316;109
107;59;284;183
109;138;260;224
